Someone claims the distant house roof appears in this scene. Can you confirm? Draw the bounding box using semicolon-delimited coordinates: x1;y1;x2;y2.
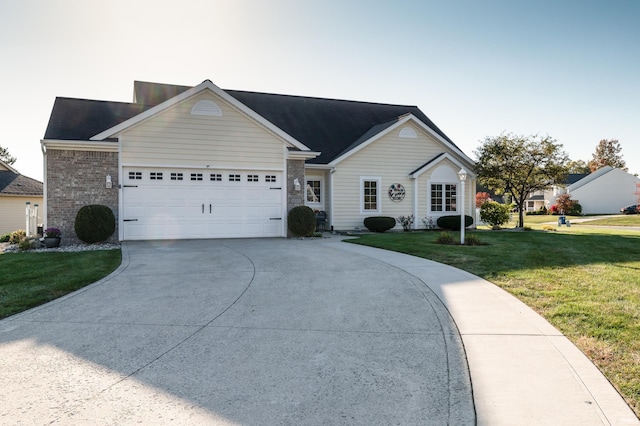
565;173;589;185
567;166;614;192
45;81;460;165
0;161;43;196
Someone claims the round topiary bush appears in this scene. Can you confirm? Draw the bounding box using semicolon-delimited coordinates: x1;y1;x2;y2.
479;201;511;228
74;205;116;243
436;215;474;230
363;216;396;233
288;205;317;236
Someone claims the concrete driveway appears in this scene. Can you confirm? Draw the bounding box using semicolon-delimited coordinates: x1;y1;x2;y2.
0;237;474;425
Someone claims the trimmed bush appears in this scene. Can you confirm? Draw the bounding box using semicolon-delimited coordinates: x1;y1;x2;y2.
75;205;116;244
287;206;317;237
479;201;511;227
364;216;396;233
0;233;10;243
436;215;474;231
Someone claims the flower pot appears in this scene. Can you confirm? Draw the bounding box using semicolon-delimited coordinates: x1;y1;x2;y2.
43;237;61;248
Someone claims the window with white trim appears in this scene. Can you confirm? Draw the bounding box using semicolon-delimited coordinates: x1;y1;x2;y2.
247;174;259;182
306;180;321;203
190;173;203;181
129;171;142;180
210;173;222;181
431;183;457;212
229;174;241;182
265;175;277;183
150;172;163;180
361;177;381;213
170;172;183;181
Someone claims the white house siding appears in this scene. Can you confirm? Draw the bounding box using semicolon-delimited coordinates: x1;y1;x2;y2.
417;159;476;228
568;168;640;214
120;92;285;170
331;123;461;230
0;195;43;235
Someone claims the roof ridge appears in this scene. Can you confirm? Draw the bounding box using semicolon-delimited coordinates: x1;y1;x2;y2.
225;88;418;108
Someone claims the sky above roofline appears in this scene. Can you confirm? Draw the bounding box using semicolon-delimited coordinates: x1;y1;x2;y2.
1;0;638;182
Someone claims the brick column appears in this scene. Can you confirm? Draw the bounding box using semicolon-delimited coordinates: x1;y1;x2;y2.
46;150;119;245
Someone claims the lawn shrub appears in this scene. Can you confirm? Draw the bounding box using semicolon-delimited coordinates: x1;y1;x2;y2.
364;216;396;233
0;233;10;243
75;205;116;243
480;201;511;227
436;215;473;230
464;234;483;245
397;215;414;231
9;229;26;244
287;205;316;236
435;231;455;244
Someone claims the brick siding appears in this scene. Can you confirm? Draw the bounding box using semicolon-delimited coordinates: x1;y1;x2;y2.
286;159;305;237
46;150;119;245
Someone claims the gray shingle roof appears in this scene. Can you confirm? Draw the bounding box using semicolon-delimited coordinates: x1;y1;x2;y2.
0;171;43;196
45;81;459;164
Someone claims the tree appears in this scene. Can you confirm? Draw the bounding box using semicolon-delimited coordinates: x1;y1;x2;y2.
475;192;492;208
567;159;590;174
475;133;569;228
0;145;16;165
588;139;627;172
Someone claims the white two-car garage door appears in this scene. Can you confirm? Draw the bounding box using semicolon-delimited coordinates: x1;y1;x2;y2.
122;168;283;240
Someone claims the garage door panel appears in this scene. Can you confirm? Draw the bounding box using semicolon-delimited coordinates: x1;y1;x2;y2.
123;168;283;240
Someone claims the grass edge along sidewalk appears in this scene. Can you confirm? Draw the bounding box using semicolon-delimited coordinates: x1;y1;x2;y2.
0;249;121;320
348;227;640;418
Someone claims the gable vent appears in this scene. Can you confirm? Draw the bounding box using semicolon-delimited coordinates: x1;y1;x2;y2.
191;100;222;117
399;127;417;138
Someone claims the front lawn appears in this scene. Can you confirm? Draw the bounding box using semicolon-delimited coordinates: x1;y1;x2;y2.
0;250;121;319
349;229;640;417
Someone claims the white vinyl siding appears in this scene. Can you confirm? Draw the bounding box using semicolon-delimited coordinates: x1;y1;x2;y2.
0;196;43;235
120;92;284;170
331;123;447;229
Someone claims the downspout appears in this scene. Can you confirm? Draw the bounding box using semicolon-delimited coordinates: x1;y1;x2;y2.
118;136;124;241
40;140;47;231
412;175;418;229
329;167;336;232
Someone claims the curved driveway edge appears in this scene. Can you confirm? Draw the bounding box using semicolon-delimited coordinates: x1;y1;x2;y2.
0;237;474;425
333;238;639;425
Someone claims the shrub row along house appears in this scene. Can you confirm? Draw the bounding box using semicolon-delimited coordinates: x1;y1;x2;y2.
41;80;476;243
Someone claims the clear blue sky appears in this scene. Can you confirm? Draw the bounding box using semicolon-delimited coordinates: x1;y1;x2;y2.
1;0;638;181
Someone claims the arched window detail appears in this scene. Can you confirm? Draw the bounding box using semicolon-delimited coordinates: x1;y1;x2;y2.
190;100;222;117
399;127;417;138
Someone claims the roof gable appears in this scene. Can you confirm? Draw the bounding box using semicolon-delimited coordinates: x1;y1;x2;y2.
409;152;474;178
567;166;613;191
91;80;312;152
329;114;474;167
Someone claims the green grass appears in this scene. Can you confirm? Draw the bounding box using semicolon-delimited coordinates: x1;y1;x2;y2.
348;228;640;417
580;215;640;226
0;250;121;319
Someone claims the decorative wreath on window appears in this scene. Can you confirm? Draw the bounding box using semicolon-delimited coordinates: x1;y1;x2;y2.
388;183;405;202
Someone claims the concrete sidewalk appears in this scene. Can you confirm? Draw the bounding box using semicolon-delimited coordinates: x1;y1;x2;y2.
331;237;639;425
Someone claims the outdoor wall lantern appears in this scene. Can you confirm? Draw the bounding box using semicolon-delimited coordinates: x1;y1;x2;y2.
293;178;301;191
458;168;468;245
106;175;112;189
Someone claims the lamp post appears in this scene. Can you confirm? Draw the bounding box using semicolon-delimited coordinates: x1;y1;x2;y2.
458;168;467;245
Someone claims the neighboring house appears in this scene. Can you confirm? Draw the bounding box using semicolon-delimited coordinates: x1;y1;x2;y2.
525;174;588;212
0;160;43;235
524;167;639;214
41;80;476;243
564;167;640;214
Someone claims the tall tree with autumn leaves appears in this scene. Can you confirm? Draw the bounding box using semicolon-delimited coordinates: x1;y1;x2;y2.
588;139;627;172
